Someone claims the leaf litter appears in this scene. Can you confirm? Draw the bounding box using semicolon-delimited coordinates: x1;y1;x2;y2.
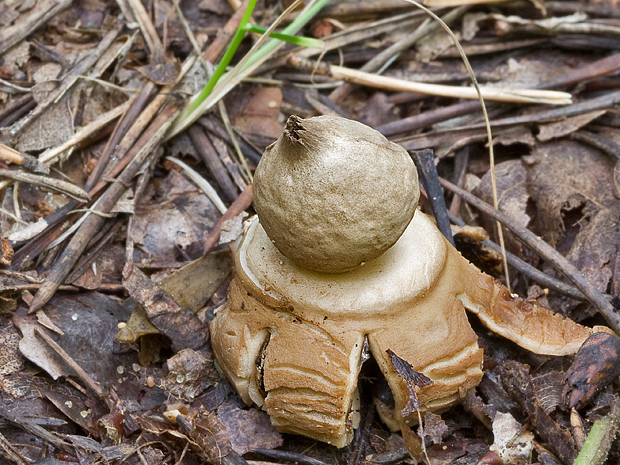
1;0;620;464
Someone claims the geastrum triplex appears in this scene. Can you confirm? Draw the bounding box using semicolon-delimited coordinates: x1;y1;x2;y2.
210;115;610;447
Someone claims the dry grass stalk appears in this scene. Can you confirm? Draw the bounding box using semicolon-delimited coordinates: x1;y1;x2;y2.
166;0;306;139
166;156;227;214
126;0;164;63
328;6;466;103
424;0;513;5
329;65;573;105
28;98;183;313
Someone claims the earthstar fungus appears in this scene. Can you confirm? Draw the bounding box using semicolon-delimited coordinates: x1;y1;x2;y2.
210;115;611;447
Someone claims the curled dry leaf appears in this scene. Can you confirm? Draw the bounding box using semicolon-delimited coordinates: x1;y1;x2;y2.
116;305;160;344
387;349;433;418
135;410;233;464
0;321;26;397
132;170;221;262
537;110;607;142
499;360;577;464
526;140;620;315
187;409;234;465
562;332;620;410
452;224;503;272
0;236;13;265
158;251;232;312
136;59;182;85
13;292;136;384
218;212;248;245
6;217;48;242
42;387;98;437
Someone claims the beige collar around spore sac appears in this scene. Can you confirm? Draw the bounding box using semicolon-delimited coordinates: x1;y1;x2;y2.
234;211;447;322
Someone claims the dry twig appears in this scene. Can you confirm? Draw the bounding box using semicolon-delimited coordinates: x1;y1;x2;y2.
0;168;90;202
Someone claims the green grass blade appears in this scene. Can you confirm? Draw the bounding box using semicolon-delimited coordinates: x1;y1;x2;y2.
244;24;324;49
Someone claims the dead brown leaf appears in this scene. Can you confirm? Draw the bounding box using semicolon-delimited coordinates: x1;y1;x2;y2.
232;86;283;144
475;159;532;258
525;140;620;314
14;292;136;383
0;321;26;397
123;267;210;352
217;402;283;455
159;251;232;312
0;236;14;265
160;348;219;401
563;332;620;410
188;409;234;465
133;170;220;263
137;59;182;85
41;386;98;436
537;110;607;142
15;93;74;152
499;360;577;464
